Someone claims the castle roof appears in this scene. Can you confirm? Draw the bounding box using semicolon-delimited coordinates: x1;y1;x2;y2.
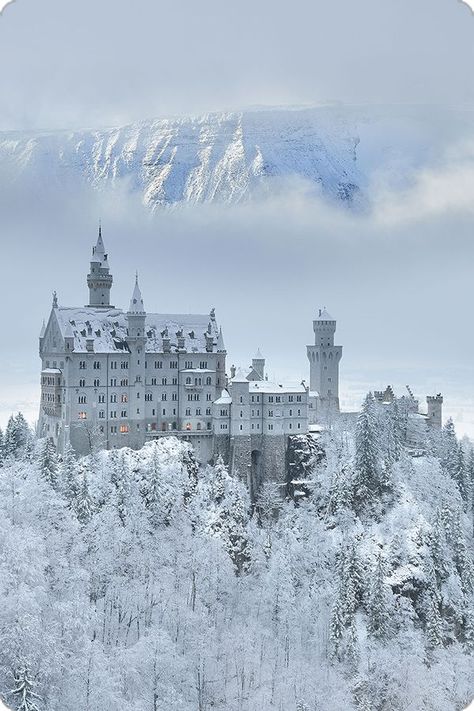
231;367;250;383
214;389;232;405
128;274;145;314
316;308;335;321
54;307;221;354
248;380;306;394
254;348;264;360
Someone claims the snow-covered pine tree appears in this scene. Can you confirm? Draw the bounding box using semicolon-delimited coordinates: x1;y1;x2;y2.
75;471;93;525
60;443;79;504
367;550;391;639
10;666;41;711
38;439;59;489
354;392;383;508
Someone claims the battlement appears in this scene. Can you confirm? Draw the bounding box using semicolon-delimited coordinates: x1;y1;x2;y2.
427;394;443;404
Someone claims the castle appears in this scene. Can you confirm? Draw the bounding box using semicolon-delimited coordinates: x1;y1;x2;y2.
38;230;443;496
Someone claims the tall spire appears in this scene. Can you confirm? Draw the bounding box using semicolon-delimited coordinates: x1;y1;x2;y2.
216;326;226;352
87;224;114;308
128;272;145;314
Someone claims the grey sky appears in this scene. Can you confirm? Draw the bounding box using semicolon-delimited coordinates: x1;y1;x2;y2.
0;0;473;130
1;0;474;434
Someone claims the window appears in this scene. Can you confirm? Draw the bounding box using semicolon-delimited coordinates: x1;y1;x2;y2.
151;377;157;385
98;394;105;404
162;409;166;416
289;395;294;403
268;410;274;417
185;408;191;416
120;378;128;387
196;408;201;416
172;393;178;401
110;394;117;403
161;377;167;385
240;410;243;418
155;361;163;369
207;422;212;430
121;410;127;418
78;411;87;420
111;361;117;370
145;393;152;402
276;396;281;403
79;361;86;370
297;409;301;417
93;361;101;370
162;394;167;401
121;394;128;403
110;378;117;387
170;361;178;369
185;361;193;369
268;396;274;403
120;424;129;433
152;408;156;416
110;411;117;418
200;361;208;369
79;378;85;387
110;425;117;434
121;361;129;369
268;424;274;431
172;377;178;385
220;409;228;417
137;392;140;399
99;410;105;419
297;423;301;429
186;377;192;385
297;395;302;402
220;423;228;430
78;395;86;404
206;393;212;401
206;376;212;385
93;379;100;387
206;408;211;416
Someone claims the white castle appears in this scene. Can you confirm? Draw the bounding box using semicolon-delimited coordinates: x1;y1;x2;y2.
38;230;443;496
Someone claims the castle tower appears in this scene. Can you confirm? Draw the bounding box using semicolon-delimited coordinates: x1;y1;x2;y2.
126;274;147;447
426;394;443;428
251;349;265;381
307;308;342;418
86;226;114;308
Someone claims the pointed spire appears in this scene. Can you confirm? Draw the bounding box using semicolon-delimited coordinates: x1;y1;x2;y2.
254;347;264;360
93;222;105;261
39;319;46;339
216;327;226;352
128;272;145;314
52;291;58;308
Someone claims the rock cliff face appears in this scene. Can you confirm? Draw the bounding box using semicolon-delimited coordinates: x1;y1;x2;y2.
0;107;364;207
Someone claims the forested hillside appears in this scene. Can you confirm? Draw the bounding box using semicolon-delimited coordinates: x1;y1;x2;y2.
0;397;473;710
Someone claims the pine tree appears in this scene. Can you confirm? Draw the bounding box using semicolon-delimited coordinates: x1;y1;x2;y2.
430;509;449;585
463;608;474;652
4;413;31;459
75;471;93;525
60;443;80;504
10;666;42;711
425;592;443;652
110;452;130;525
354;393;382;507
0;426;4;467
367;550;391;639
38;439;59;488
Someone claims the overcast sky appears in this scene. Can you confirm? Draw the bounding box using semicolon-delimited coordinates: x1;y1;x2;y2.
0;0;474;130
0;0;474;434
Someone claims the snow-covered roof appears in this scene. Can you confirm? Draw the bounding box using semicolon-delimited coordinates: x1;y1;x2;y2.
316;308;335;321
231;367;250;383
248;380;306;394
129;275;145;314
54;307;221;354
214;389;232;405
42;368;62;373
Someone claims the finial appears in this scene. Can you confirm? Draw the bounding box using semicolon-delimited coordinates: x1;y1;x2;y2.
52;291;58;308
210;307;216;321
98;219;102;238
135;270;139;284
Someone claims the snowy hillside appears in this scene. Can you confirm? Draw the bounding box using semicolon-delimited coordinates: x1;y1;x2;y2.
1;402;474;710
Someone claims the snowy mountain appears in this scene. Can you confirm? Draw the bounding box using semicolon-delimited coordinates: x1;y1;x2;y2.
0;107;366;208
1;105;472;210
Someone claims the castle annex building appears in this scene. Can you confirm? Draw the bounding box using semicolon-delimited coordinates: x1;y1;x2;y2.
38;230;444;494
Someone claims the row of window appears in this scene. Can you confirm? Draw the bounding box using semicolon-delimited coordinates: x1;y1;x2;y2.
77;359;215;371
